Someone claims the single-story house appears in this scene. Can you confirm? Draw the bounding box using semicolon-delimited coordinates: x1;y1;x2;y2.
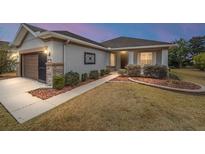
12;23;175;85
0;40;9;47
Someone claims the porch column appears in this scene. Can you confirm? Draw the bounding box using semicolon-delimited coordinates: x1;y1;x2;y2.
128;51;134;64
161;49;168;66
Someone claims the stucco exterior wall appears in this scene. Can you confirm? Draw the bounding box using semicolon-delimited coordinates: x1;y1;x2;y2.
64;44;109;75
48;41;64;63
18;33;46;52
156;51;162;65
17;33;64;63
161;48;168;66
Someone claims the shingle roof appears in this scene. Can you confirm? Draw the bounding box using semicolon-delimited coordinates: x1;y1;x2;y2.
23;24;172;49
52;31;104;47
23;23;46;32
0;41;9;47
101;36;171;48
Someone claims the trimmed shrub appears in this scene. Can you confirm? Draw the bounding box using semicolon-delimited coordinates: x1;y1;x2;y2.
53;75;65;90
193;53;205;70
143;65;168;79
126;64;141;77
89;70;99;79
65;71;80;86
105;68;110;74
81;73;88;82
168;72;180;80
100;69;106;76
118;69;127;76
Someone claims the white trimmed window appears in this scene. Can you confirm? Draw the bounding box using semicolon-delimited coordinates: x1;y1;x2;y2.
140;52;152;65
110;53;116;66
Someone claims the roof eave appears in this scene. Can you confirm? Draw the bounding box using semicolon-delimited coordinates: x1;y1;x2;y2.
109;44;177;51
11;24;40;47
38;31;107;51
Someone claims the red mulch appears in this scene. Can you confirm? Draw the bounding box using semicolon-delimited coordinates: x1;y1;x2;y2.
29;75;110;100
131;77;201;90
29;79;95;100
110;76;130;81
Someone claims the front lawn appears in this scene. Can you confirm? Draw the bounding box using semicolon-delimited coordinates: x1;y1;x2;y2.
171;69;205;85
0;69;205;130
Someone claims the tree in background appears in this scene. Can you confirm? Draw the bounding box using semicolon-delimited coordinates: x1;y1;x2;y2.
189;36;205;57
168;38;189;68
0;44;17;74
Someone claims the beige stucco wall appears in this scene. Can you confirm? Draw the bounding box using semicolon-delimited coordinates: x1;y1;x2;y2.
18;33;46;52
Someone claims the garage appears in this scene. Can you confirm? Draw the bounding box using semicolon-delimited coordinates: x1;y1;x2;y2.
21;52;47;82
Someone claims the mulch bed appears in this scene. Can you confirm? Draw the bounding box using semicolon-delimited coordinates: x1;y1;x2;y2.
29;79;95;100
29;75;110;100
111;76;201;90
131;77;201;90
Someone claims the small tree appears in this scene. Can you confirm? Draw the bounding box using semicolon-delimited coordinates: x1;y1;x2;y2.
0;44;16;74
193;53;205;70
189;36;205;57
168;39;189;68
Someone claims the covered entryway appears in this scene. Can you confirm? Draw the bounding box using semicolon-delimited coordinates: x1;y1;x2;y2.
120;51;128;69
21;52;47;82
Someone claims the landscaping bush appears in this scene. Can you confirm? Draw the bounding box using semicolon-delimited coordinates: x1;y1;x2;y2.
126;64;141;77
81;73;88;82
105;68;110;74
89;70;99;79
118;69;127;76
53;75;65;89
168;72;180;80
65;71;80;86
193;53;205;70
143;65;168;79
100;69;106;76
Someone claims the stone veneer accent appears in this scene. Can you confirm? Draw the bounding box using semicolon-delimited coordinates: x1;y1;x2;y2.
16;62;21;77
46;62;64;86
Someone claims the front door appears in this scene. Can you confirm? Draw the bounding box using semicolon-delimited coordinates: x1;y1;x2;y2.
120;52;128;69
38;52;47;82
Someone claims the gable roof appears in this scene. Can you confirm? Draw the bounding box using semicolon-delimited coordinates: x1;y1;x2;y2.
13;24;174;50
23;23;46;33
101;36;172;48
52;31;104;47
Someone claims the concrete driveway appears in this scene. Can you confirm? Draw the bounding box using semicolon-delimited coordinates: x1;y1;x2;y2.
0;74;119;123
0;78;49;122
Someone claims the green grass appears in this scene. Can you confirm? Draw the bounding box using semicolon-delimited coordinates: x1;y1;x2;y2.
0;69;205;130
171;68;205;85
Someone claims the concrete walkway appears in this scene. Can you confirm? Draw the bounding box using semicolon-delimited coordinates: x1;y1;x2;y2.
0;73;119;123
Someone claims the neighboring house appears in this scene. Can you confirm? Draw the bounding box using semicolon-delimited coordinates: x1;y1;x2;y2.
0;40;9;47
12;23;175;85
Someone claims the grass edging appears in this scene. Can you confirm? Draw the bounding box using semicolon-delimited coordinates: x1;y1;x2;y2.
129;77;205;94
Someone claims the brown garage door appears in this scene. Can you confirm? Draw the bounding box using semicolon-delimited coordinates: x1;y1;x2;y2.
22;53;38;80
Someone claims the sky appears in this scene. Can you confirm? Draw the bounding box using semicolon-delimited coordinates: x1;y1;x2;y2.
0;23;205;43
